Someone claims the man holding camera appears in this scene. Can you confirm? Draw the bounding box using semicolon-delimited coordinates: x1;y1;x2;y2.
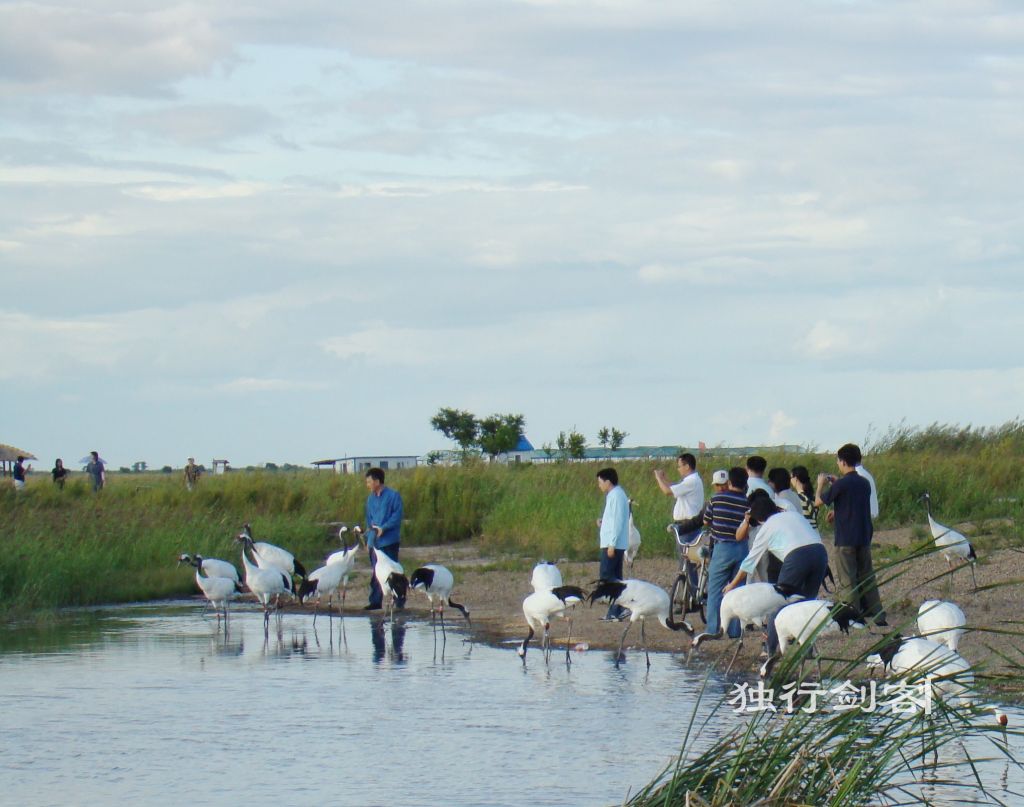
816;443;886;626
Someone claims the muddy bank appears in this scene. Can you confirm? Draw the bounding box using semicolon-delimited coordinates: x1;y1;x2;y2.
274;526;1022;690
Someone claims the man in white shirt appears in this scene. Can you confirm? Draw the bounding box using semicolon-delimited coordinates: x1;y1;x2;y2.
855;463;879;519
745;455;775;500
597;467;631;620
654;453;704;569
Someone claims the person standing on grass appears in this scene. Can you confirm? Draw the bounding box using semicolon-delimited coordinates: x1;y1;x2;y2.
855;459;880;520
364;467;405;611
596;467;630;621
86;451;105;492
184;458;201;491
51;459;68;490
702;467;750;640
768;467;804;514
816;443;886;626
654;453;704;569
745;455;774;500
790;465;819;527
13;456;29;492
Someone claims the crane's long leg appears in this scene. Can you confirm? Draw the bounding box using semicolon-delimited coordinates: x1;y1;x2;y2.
641;620;650;670
725;636;744;675
565;614;574;666
968;560;978;591
616;622;632;667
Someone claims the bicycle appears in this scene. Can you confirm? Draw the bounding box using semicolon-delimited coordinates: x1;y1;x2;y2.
668;525;711;626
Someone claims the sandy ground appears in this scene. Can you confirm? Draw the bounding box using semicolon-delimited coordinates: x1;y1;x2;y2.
276;525;1022;690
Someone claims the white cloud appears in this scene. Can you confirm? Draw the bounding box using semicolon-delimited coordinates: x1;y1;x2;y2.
769;410;798;443
215;377;328;393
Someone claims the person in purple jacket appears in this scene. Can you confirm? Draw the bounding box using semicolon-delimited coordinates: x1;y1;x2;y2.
363;467;406;611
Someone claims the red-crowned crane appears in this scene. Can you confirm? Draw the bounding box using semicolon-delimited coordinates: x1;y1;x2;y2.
589;579;693;669
518;585;586;666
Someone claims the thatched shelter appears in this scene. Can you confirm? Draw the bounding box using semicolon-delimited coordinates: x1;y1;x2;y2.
0;444;37;477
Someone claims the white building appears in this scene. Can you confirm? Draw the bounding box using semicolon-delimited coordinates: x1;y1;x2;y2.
311;455;420;474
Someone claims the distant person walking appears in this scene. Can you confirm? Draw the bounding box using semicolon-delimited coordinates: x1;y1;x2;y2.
86;451;105;492
184;458;201;491
51;459;68;490
596;467;630;621
654;453;704;569
13;456;28;492
816;443;886;626
364;467;405;611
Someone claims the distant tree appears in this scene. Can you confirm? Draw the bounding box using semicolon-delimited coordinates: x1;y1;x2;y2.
541;443;556;461
118;466;130;474
430;407;479;455
424;450;444;466
556;428;587;461
598;426;628;451
161;465;173;474
265;462;279;472
477;413;526;461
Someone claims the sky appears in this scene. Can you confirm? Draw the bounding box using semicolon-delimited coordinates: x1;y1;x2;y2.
2;1;1023;469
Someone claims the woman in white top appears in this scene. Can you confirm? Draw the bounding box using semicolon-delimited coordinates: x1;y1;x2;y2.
724;495;828;601
725;495;831;657
767;467;805;515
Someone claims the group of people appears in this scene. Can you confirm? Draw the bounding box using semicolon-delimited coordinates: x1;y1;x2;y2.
10;453;102;492
10;454;208;493
594;445;886;652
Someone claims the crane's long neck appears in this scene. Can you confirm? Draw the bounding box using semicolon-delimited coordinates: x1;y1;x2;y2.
241;542;258;575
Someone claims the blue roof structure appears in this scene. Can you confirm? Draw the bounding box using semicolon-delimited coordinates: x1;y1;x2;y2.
514;435;535;451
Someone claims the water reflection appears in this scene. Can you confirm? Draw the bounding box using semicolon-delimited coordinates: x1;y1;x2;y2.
0;603;1020;807
370;615;406;664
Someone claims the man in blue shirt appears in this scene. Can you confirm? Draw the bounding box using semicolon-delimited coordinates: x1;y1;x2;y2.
816;443;886;626
596;467;630;621
364;467;405;611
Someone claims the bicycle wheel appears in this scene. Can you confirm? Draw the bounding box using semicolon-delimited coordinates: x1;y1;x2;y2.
695;564;708;625
670;572;693;618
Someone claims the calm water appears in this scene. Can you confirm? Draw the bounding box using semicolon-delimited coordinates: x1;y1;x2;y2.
0;603;1020;807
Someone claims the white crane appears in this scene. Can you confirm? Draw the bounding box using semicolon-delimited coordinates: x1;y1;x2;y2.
409;564;470;628
759;600;865;679
919;492;978;589
867;633;1007;726
236;523;307;581
518;585;587;665
299;526;364;622
531;561;563;592
589;579;693;669
917;599;966;653
180;555;242;628
692;583;803;673
177;553;239;584
373;550;408;620
239;536;293;635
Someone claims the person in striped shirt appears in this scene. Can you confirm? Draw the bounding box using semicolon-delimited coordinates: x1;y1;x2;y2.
701;466;751;639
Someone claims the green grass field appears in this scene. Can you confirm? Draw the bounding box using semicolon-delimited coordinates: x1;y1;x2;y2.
2;421;1022;614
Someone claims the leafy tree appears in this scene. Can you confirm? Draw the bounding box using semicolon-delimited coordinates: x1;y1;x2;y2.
557;428;587;461
477;413;526;461
598;426;628;451
265;462;279;471
430;407;479;455
424;450;443;466
161;465;173;474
